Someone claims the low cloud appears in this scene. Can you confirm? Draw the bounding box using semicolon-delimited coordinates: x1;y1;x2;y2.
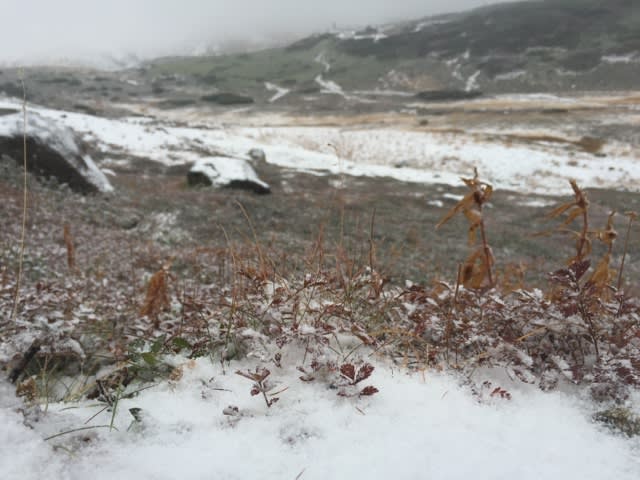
1;0;513;64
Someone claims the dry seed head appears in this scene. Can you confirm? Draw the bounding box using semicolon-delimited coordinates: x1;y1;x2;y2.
63;223;75;270
141;265;171;321
593;211;617;249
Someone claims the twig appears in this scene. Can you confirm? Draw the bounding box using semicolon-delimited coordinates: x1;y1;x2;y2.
368;208;377;271
44;425;114;442
10;73;28;322
617;212;636;291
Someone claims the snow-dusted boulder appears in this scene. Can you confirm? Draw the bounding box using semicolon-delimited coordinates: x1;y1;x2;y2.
187;156;270;194
248;148;266;163
0;112;113;194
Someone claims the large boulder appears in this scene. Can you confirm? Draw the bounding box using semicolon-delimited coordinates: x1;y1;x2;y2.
187;157;270;194
0;112;113;194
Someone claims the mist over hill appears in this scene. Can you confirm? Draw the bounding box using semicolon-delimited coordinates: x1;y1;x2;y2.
143;0;640;98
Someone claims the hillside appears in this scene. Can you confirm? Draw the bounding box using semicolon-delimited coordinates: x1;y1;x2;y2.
140;0;640;105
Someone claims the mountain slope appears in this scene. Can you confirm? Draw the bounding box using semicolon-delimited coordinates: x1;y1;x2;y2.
140;0;640;103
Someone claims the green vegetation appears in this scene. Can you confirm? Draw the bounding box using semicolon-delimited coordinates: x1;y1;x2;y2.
141;0;640;97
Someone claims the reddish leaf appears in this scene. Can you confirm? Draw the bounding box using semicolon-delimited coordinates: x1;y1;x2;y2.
359;386;379;397
490;387;512;400
569;260;591;281
340;364;356;382
355;363;375;384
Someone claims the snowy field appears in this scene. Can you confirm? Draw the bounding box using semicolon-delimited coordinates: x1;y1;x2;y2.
2;94;640;479
2;357;640;480
1;96;639;196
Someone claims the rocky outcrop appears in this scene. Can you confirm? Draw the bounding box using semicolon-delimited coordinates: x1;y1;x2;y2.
248;148;266;163
0;112;113;194
187;157;270;194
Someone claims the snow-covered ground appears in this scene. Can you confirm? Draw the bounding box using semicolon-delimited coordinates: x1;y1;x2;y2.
0;94;640;195
2;94;640;478
0;95;638;197
2;356;639;480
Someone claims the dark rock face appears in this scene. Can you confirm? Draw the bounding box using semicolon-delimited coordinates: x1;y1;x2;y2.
224;179;271;195
1;136;94;193
186;170;213;187
0;113;113;194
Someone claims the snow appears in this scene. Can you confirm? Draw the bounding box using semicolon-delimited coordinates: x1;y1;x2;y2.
314;75;345;96
353;89;414;97
602;53;639;64
1;95;640;478
1;96;638;196
238;125;640;195
264;82;290;103
313;76;370;103
495;70;527;81
314;52;331;73
465;70;481;92
334;30;388;42
1;357;639;480
413;18;452;32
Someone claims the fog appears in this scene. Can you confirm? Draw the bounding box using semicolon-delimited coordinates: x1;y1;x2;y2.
1;0;516;64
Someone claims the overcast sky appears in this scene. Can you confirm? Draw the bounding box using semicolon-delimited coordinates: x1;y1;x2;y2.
1;0;514;64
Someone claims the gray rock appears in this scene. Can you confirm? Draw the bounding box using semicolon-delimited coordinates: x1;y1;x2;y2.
248;148;266;163
116;211;142;230
0;112;113;194
187;156;270;194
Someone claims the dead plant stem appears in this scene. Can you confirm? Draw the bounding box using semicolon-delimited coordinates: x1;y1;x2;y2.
478;209;494;287
616;213;635;290
10;73;28;322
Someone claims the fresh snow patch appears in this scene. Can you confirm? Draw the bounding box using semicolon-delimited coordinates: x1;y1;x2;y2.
315;75;345;96
313;76;370;103
1;97;638;196
353;89;414;97
413;18;452;32
465;70;482;92
602;53;639;64
443;193;464;202
334;30;387;42
314;51;331;73
264;82;290;103
515;198;557;208
1;358;639;480
495;70;527;81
